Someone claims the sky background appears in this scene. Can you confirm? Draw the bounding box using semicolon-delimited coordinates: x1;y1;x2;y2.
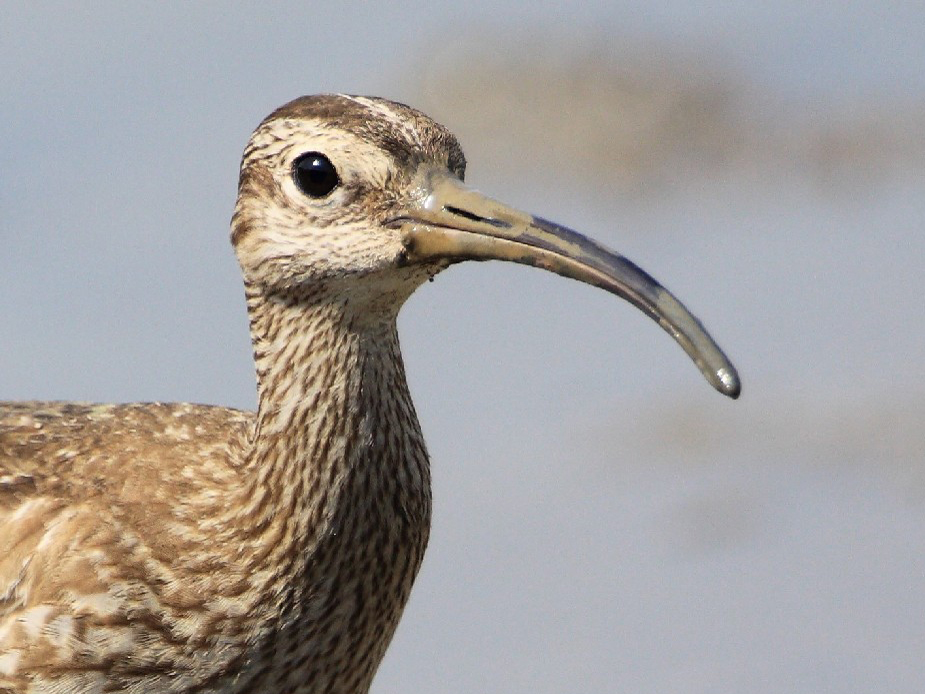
2;3;924;692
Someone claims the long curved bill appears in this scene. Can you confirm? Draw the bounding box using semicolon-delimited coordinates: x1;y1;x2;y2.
391;169;740;398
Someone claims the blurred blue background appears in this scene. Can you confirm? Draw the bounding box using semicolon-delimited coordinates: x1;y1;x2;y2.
2;3;923;692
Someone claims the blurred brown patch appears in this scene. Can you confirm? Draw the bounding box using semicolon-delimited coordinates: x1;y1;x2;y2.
398;30;925;195
590;393;925;502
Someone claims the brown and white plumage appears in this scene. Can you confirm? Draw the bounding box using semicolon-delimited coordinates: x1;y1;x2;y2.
0;94;739;693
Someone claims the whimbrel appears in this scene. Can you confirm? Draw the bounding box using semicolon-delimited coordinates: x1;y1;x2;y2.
0;95;739;693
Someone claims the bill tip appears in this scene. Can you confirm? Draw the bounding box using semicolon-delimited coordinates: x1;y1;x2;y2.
716;366;741;399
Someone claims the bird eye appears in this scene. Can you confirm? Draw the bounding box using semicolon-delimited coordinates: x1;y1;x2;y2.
292;152;339;198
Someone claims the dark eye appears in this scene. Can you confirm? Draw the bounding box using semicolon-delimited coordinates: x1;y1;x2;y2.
292;152;339;198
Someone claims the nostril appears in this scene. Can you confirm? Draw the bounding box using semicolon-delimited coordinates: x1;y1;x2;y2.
444;206;510;228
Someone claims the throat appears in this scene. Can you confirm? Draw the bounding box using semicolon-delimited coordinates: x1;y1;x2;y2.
223;285;433;688
239;285;432;549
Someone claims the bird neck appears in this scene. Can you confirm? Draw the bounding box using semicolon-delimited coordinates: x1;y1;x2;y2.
232;278;432;567
195;279;433;691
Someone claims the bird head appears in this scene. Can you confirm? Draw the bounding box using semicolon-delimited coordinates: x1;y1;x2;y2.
232;94;739;398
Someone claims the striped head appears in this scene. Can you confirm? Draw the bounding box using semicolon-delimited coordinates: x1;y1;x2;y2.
231;94;465;303
230;94;740;397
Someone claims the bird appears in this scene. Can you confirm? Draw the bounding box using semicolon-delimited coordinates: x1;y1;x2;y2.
0;94;740;694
